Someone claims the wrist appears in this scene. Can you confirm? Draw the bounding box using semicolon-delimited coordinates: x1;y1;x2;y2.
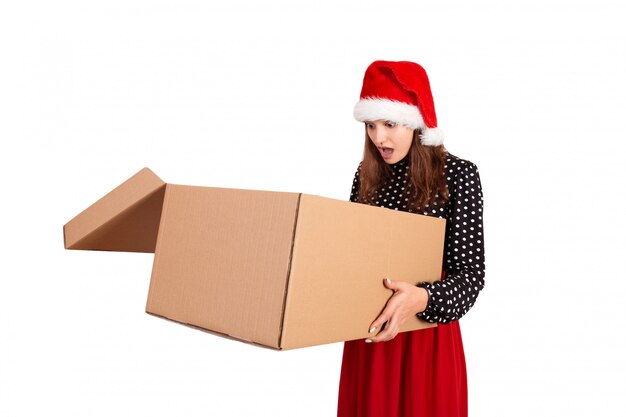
415;282;431;314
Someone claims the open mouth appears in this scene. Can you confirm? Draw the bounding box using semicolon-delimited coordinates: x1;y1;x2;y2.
379;147;394;158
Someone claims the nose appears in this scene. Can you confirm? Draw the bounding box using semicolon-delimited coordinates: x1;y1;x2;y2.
371;126;388;146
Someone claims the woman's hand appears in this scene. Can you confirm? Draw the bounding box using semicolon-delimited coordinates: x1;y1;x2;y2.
365;278;429;343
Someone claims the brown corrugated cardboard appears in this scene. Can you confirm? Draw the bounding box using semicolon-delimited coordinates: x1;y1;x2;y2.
63;168;166;253
64;168;446;350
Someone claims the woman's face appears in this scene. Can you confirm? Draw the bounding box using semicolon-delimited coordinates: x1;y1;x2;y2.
366;120;414;164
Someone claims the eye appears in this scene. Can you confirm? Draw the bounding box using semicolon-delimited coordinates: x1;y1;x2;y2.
385;121;397;128
365;122;374;129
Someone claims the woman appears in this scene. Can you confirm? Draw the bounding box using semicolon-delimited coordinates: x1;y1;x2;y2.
337;60;486;417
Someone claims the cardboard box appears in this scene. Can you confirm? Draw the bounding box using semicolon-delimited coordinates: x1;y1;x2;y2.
64;168;446;350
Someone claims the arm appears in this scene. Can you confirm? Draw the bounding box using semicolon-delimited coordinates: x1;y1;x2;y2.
416;161;486;324
349;162;361;203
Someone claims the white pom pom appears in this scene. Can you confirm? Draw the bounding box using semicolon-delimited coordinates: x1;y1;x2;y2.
420;127;444;146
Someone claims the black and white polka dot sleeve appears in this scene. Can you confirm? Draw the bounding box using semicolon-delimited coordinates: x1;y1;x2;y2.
417;161;486;324
349;162;362;203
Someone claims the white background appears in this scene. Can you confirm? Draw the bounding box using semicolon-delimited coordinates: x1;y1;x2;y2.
1;0;625;416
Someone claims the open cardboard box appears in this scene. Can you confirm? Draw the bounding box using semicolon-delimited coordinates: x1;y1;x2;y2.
63;168;446;350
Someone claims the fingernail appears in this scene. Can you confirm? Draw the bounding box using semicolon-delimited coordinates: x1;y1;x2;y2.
369;326;376;333
365;339;372;343
386;278;391;285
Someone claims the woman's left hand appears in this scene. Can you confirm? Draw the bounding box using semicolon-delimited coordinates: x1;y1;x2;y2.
365;278;429;343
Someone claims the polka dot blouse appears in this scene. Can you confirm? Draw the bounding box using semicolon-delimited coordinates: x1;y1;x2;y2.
349;151;486;324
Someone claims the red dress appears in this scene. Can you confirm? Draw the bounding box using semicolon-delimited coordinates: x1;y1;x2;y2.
337;268;468;417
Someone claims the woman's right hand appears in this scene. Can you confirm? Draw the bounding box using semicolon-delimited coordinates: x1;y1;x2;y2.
365;278;429;343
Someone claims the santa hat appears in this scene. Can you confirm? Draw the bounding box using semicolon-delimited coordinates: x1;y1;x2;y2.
353;60;444;146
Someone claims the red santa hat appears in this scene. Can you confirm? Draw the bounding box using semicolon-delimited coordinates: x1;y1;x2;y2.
353;60;444;146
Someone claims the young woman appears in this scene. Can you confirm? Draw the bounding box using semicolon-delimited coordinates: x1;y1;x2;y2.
337;60;486;417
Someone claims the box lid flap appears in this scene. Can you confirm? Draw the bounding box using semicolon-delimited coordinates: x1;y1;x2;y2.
145;184;301;348
63;167;166;253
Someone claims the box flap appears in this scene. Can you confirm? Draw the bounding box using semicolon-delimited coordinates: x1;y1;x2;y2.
145;184;301;349
63;167;166;253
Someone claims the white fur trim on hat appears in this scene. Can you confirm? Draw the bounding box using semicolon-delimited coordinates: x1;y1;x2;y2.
354;97;444;146
419;127;444;146
354;98;424;130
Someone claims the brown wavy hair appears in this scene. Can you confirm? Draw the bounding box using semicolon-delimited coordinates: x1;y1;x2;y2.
356;126;450;212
